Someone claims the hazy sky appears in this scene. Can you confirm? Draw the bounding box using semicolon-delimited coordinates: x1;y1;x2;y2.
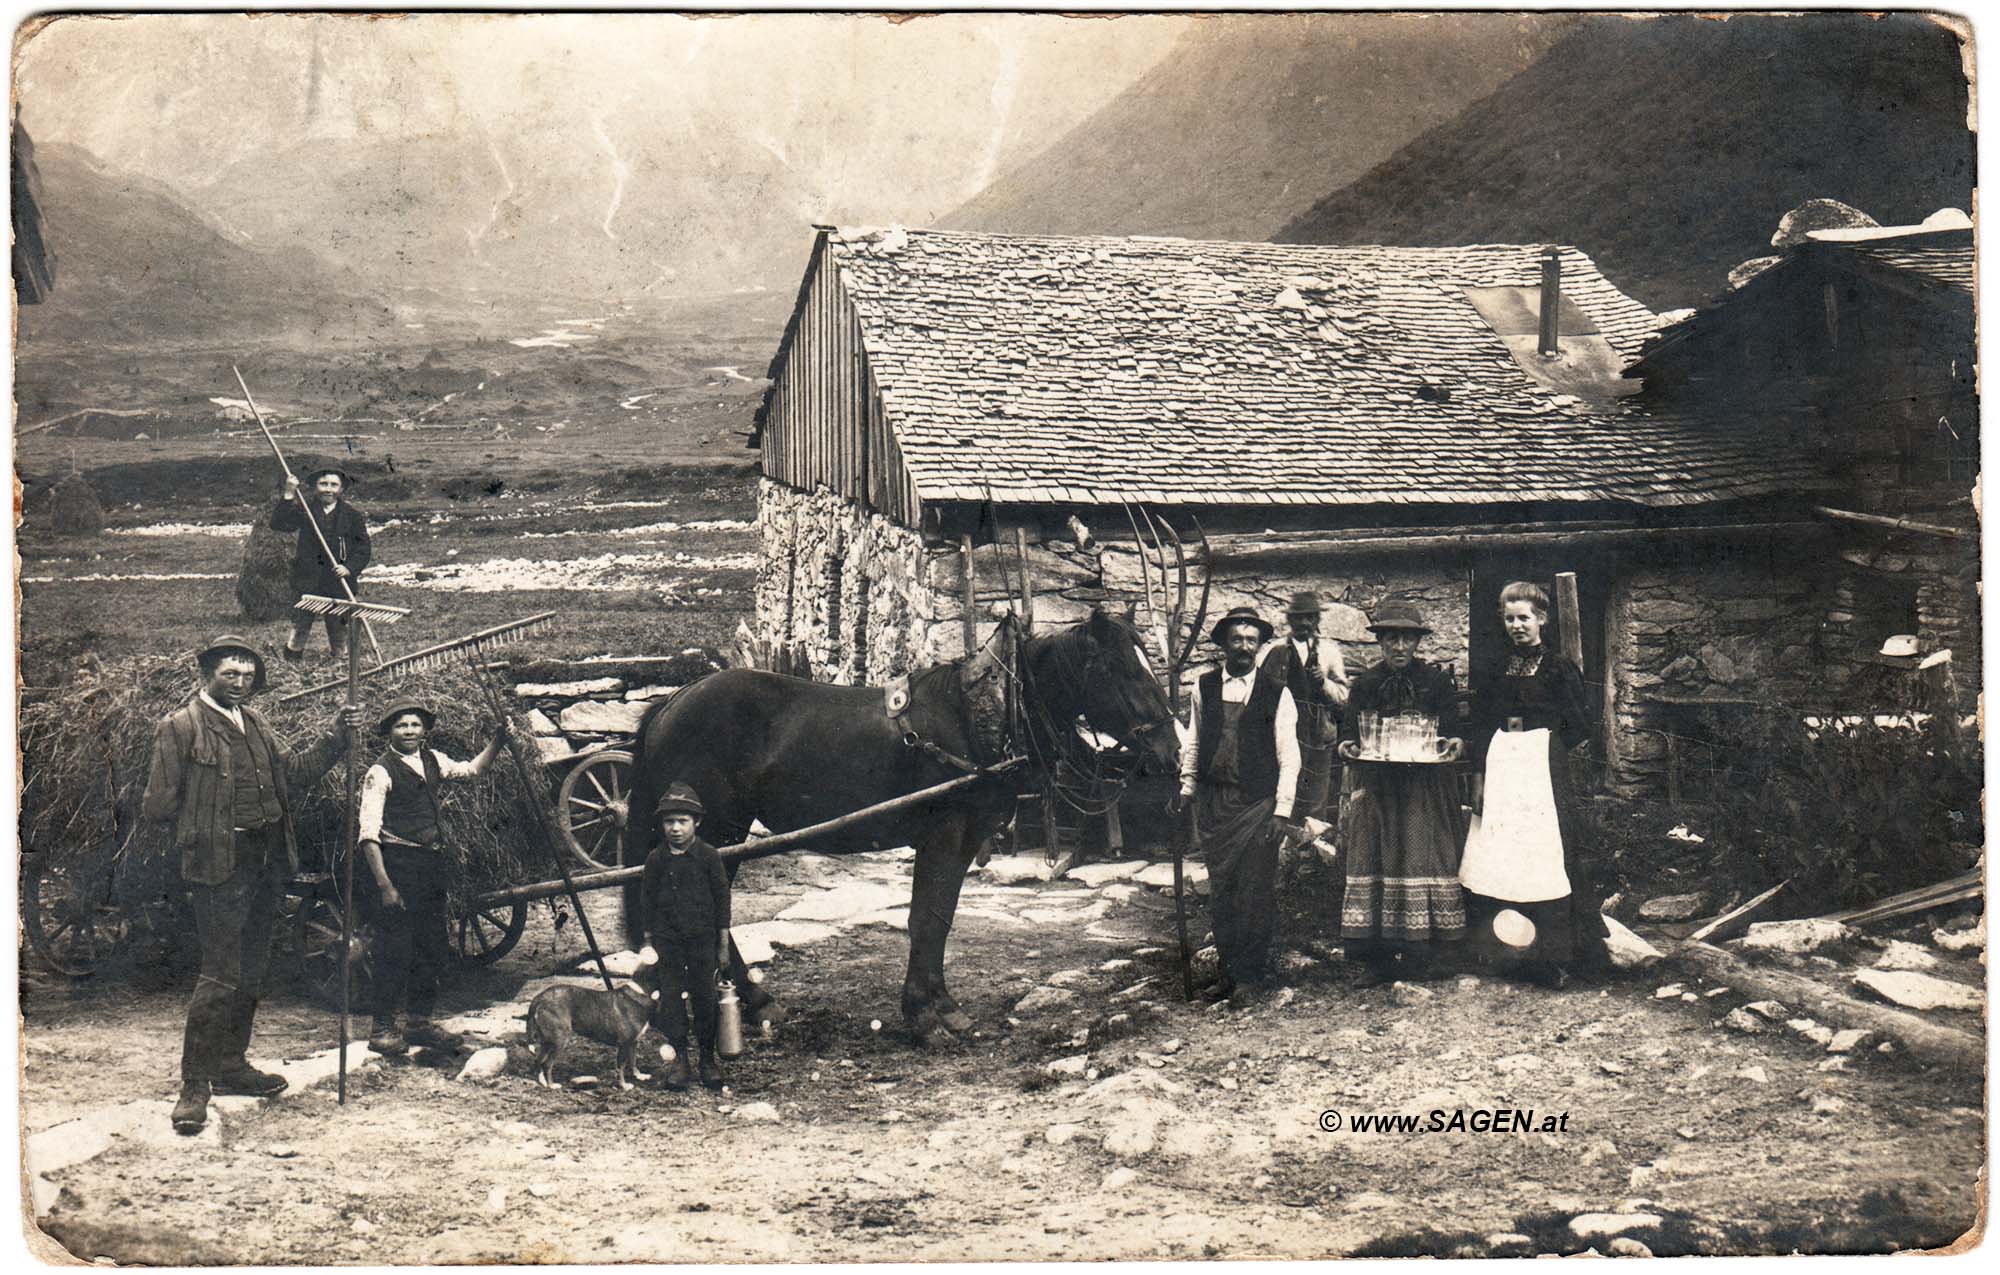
16;12;1191;210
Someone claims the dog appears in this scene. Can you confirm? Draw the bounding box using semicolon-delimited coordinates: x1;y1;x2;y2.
524;970;658;1090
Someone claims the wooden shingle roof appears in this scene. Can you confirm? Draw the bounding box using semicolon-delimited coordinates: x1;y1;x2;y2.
816;227;1826;509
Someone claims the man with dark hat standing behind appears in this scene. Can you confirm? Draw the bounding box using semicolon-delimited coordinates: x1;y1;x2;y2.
1171;606;1302;1002
142;636;363;1134
356;697;510;1057
273;466;372;662
1260;591;1350;829
639;783;734;1090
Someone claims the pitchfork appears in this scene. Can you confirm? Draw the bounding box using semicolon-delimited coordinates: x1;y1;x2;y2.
296;593;411;1104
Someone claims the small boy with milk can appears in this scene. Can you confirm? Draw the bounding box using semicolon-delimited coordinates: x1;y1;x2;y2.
638;783;735;1090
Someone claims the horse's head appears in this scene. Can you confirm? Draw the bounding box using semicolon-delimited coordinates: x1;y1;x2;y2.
1070;607;1181;772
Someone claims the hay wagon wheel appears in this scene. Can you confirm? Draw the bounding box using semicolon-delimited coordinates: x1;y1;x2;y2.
557;749;633;870
20;851;131;978
452;898;528;966
292;890;378;1009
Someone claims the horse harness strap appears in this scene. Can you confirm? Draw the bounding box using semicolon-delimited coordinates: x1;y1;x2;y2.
885;673;986;775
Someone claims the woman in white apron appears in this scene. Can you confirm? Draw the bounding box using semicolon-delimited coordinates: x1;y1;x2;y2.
1459;582;1612;987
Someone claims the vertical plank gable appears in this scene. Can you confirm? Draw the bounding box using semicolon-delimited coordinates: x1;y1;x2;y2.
761;239;923;528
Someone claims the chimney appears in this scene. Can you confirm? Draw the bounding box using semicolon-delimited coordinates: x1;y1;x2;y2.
1538;247;1562;356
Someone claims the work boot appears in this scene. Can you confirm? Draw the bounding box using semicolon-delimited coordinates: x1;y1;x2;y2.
404;1019;464;1051
367;1019;408;1056
213;1062;288;1096
171;1081;211;1135
698;1049;724;1091
281;645;305;664
662;1051;693;1091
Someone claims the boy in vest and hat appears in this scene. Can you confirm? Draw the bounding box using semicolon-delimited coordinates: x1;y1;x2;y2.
1259;591;1351;830
1171;607;1302;1002
142;636;365;1134
638;783;733;1090
273;466;372;662
357;698;509;1055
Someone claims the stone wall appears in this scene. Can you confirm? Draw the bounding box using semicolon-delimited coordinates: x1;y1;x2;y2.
1605;561;1822;794
756;479;1471;692
755;479;935;685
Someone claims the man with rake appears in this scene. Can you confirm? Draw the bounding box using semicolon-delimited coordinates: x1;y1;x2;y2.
274;466;372;663
356;697;509;1056
143;636;364;1135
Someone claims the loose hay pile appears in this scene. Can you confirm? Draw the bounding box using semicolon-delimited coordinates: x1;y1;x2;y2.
51;472;106;536
236;518;298;622
19;651;559;910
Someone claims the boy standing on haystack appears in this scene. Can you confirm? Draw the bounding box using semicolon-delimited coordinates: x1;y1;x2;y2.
273;466;372;662
356;697;509;1056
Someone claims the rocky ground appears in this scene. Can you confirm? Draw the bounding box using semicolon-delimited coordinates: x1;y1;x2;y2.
22;849;1985;1263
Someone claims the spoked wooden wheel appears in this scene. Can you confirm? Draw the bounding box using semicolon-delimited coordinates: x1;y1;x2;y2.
21;852;128;978
452;900;527;966
293;892;376;1010
558;749;633;870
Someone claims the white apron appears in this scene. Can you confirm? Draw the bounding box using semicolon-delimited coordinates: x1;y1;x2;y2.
1458;728;1570;903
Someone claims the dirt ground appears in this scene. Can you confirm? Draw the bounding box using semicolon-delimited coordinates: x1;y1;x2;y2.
14;318;1987;1262
21;846;1985;1264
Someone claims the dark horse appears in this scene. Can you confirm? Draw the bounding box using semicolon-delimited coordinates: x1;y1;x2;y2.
620;607;1179;1046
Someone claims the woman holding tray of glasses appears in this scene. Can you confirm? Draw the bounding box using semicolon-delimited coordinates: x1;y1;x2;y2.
1458;581;1612;989
1335;600;1467;988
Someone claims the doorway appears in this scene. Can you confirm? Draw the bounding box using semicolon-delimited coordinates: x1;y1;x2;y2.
1468;551;1612;745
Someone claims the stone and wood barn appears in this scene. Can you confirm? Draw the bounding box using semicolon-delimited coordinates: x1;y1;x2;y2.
1625;216;1979;743
748;225;1959;798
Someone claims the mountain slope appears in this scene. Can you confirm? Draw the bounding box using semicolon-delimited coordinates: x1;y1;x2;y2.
15;142;397;346
945;12;1574;241
1278;13;1974;309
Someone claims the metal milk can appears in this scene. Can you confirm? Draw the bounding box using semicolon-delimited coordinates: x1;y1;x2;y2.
716;979;746;1059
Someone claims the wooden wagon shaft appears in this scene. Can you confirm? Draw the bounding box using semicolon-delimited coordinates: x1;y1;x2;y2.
475;762;1021;909
1666;940;1984;1075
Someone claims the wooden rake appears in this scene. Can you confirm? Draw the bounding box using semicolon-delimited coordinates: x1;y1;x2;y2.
276;612;559;706
236;366;384;664
296;594;411;1105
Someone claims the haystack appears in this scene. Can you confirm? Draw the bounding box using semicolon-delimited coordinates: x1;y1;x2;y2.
51;472;105;536
236;517;297;621
18;652;557;911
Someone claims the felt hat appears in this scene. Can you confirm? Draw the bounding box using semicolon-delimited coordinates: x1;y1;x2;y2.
301;465;354;490
1366;600;1433;636
1285;591;1323;617
196;634;268;695
1209;606;1274;646
374;697;437;737
655;782;706;818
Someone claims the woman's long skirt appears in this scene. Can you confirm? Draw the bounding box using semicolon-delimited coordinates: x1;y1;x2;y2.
1340;762;1466;943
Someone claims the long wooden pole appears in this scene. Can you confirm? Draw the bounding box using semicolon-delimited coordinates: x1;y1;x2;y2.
465;657;616;993
338;636;359;1104
1207;522;1826;559
1666;940;1983;1074
959;534;977;658
473;764;1017;909
1812;504;1969;541
233;366;383;664
1554;572;1584;672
